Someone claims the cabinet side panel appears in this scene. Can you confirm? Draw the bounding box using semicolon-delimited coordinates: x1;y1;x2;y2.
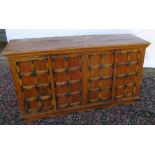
137;49;146;93
47;56;57;111
81;53;88;105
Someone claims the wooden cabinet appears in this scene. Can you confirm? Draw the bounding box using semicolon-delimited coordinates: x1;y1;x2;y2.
2;34;150;122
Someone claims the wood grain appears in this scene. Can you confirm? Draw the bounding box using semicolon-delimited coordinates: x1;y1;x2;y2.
3;34;150;56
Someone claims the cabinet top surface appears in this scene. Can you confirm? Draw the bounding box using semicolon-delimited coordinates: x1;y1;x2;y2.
3;34;150;56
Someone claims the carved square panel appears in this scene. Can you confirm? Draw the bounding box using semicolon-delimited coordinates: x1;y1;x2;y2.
89;55;101;65
127;64;136;73
68;56;81;67
53;57;65;69
55;72;68;82
117;52;127;63
117;65;126;74
126;75;136;83
102;67;113;76
102;53;114;64
34;59;48;71
102;79;112;88
89;67;100;77
22;76;36;86
70;82;81;92
116;87;124;97
37;74;49;84
89;91;98;101
89;80;99;89
56;85;68;94
100;90;111;99
130;52;138;61
69;70;82;80
71;93;81;105
116;77;125;85
18;61;32;73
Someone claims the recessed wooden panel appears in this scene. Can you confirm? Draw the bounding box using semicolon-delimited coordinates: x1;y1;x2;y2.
18;61;32;73
56;85;68;94
127;64;136;73
102;79;112;87
100;90;111;99
57;96;68;108
117;65;126;74
90;68;100;77
39;87;50;96
70;70;81;80
130;52;138;61
28;100;40;112
127;75;136;83
71;93;81;104
90;80;99;89
89;91;98;101
55;72;68;82
102;53;114;64
53;57;65;69
102;67;113;76
68;56;80;67
34;59;47;71
41;99;52;110
70;82;81;92
126;86;133;94
118;53;127;63
24;88;38;98
22;76;35;85
116;77;125;85
37;74;49;84
116;88;124;97
89;55;101;65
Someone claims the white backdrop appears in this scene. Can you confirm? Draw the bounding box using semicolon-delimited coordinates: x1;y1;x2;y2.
5;29;155;67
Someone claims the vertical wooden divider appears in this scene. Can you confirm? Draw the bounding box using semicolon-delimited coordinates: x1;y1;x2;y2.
30;60;42;111
98;54;104;101
47;55;57;111
124;51;131;97
64;56;72;106
112;51;118;104
81;53;88;105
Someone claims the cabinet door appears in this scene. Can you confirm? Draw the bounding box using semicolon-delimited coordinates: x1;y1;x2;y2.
87;48;145;104
115;49;145;101
87;51;114;104
51;53;83;109
14;56;55;114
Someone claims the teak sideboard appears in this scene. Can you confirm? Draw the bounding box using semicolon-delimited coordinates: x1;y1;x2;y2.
3;34;150;122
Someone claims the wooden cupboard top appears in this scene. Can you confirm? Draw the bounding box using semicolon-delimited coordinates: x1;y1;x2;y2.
3;34;150;56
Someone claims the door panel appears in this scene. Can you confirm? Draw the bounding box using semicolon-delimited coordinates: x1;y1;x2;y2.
88;51;114;104
115;49;142;100
51;54;82;109
15;57;53;114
